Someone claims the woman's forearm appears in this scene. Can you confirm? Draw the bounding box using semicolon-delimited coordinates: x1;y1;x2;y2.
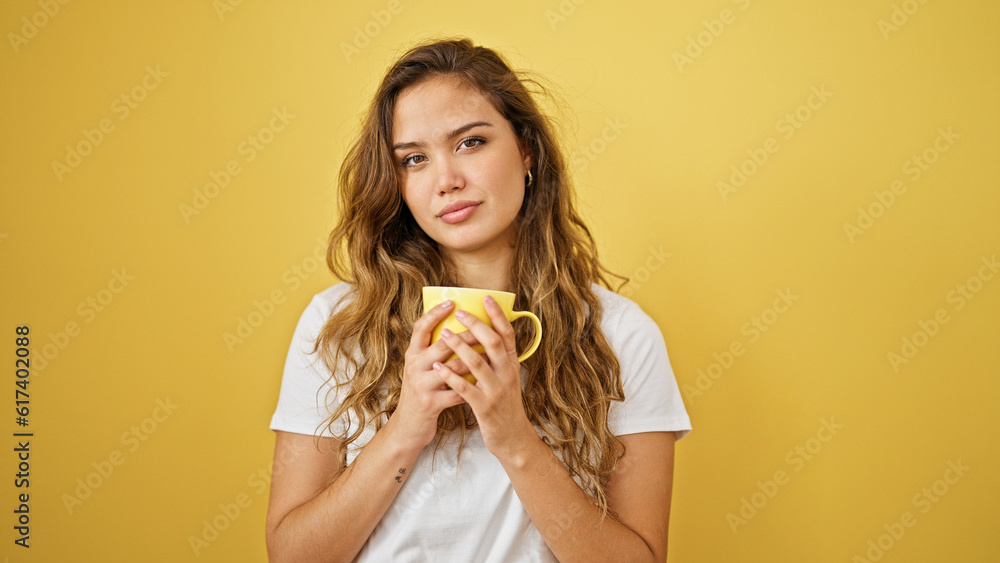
498;432;655;562
267;418;422;563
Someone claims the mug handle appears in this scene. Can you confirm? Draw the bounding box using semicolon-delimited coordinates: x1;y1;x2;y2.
510;310;542;363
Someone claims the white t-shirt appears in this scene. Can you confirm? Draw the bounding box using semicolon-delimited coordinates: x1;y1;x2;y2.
270;282;692;562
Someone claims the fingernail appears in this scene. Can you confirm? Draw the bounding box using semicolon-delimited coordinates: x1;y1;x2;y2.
433;362;443;371
441;300;453;309
485;295;496;306
454;309;467;318
441;328;453;338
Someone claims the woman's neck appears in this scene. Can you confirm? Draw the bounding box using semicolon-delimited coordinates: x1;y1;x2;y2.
444;243;515;292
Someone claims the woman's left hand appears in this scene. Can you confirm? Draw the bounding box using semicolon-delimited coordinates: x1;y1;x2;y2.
433;295;537;460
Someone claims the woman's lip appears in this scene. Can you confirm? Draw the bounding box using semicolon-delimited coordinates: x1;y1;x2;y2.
439;203;480;224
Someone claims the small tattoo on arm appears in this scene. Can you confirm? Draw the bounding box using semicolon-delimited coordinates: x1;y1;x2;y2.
395;467;407;483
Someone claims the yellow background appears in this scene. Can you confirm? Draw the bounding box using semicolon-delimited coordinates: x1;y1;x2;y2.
1;0;997;561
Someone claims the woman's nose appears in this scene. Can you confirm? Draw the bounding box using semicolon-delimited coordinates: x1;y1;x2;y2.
435;157;466;194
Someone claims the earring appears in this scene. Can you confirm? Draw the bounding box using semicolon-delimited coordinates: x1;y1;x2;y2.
525;170;533;187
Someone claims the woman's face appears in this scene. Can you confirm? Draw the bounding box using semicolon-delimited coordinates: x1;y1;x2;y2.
392;76;532;258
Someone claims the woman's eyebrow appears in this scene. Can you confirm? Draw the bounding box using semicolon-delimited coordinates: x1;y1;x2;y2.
392;121;493;152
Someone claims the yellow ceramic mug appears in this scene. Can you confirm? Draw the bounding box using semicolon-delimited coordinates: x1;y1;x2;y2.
422;286;543;381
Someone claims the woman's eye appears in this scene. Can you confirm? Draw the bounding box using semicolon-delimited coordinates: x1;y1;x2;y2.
459;136;486;150
401;154;426;167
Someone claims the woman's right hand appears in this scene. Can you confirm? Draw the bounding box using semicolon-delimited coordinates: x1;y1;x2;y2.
391;299;477;450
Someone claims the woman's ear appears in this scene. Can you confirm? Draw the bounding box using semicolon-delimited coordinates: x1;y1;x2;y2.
519;139;534;174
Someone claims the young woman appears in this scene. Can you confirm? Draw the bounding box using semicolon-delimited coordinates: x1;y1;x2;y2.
266;38;691;562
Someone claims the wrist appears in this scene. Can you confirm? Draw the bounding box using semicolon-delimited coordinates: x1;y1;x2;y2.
381;414;430;460
494;421;546;470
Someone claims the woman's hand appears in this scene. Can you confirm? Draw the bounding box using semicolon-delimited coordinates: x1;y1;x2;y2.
392;299;477;450
433;295;537;460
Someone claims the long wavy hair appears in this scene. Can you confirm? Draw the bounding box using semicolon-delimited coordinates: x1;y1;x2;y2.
314;37;629;515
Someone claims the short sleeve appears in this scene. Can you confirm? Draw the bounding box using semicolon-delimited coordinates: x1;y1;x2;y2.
269;286;348;437
603;293;692;440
